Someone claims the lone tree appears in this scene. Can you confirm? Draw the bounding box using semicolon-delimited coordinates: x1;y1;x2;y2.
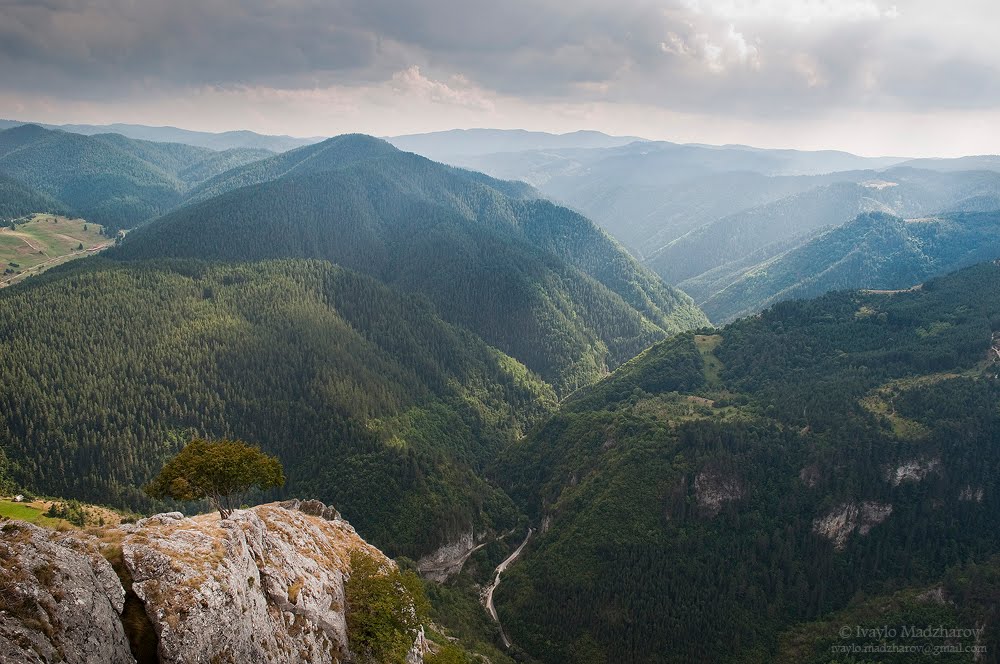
145;438;285;518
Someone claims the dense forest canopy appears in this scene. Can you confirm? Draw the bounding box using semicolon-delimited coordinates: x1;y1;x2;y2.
496;262;1000;663
684;209;1000;323
0;258;553;556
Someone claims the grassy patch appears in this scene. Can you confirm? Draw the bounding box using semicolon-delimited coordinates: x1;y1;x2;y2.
0;214;110;288
694;334;724;387
0;501;68;528
860;372;974;440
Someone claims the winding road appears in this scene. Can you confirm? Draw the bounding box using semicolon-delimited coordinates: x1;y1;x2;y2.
483;527;533;649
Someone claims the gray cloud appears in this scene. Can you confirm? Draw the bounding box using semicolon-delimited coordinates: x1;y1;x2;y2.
0;0;998;119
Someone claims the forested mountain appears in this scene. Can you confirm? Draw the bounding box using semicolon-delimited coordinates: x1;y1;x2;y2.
0;118;321;152
87;133;274;187
0;258;553;557
115;135;707;392
496;262;1000;663
648;168;1000;286
0;125;274;231
690;210;1000;323
0;133;705;560
175;147;276;186
182;133;405;203
0;124;185;230
0;174;67;220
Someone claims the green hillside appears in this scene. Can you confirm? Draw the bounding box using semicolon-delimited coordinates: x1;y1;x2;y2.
694;210;1000;323
0;214;108;287
496;262;1000;663
0;258;554;557
113;135;707;393
0;125;273;232
0;125;184;231
0;174;68;220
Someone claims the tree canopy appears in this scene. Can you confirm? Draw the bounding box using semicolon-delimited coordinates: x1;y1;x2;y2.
145;437;284;518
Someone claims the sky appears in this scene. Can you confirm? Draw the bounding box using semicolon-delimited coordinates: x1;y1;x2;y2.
0;0;997;157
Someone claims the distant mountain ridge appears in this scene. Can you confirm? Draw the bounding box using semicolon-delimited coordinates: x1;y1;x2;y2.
387;128;646;162
691;210;1000;322
648;167;1000;286
0;119;322;152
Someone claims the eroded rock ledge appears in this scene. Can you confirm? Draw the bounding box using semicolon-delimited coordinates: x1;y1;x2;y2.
1;500;427;664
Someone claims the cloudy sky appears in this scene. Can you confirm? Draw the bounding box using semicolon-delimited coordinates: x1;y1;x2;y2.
0;0;995;156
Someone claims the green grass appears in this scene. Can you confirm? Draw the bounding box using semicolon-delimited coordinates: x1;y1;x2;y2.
694;334;724;386
0;500;65;527
1;214;109;288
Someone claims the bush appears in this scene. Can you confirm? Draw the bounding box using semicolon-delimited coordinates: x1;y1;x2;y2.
346;549;429;663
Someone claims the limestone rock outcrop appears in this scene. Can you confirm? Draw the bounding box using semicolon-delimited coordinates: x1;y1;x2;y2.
0;521;133;664
812;501;893;550
694;470;744;517
0;500;427;664
121;501;392;664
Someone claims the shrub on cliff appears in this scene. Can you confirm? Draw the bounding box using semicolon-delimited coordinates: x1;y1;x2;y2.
346;549;429;663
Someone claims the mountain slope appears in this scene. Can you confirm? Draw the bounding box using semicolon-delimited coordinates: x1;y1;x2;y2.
648;168;1000;286
86;133;274;187
0;125;274;231
695;210;1000;323
0;125;185;230
115;135;707;392
496;262;1000;663
0;174;68;219
0;258;553;557
183;133;404;203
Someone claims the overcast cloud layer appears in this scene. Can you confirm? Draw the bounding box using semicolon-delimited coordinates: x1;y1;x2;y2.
0;0;996;155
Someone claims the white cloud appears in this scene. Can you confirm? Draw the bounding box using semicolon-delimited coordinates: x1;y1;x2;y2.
390;66;495;111
683;0;899;24
660;24;759;74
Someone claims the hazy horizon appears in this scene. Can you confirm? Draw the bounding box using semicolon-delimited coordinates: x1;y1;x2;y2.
2;0;997;158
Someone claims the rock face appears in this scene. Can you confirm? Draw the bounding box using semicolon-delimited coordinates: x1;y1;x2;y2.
0;521;134;664
694;470;744;517
0;501;424;664
416;530;487;582
887;458;940;486
121;501;395;664
812;501;893;550
959;486;985;503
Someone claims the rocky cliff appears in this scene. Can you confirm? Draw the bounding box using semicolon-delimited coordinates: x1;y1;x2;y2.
0;521;133;664
0;500;428;664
